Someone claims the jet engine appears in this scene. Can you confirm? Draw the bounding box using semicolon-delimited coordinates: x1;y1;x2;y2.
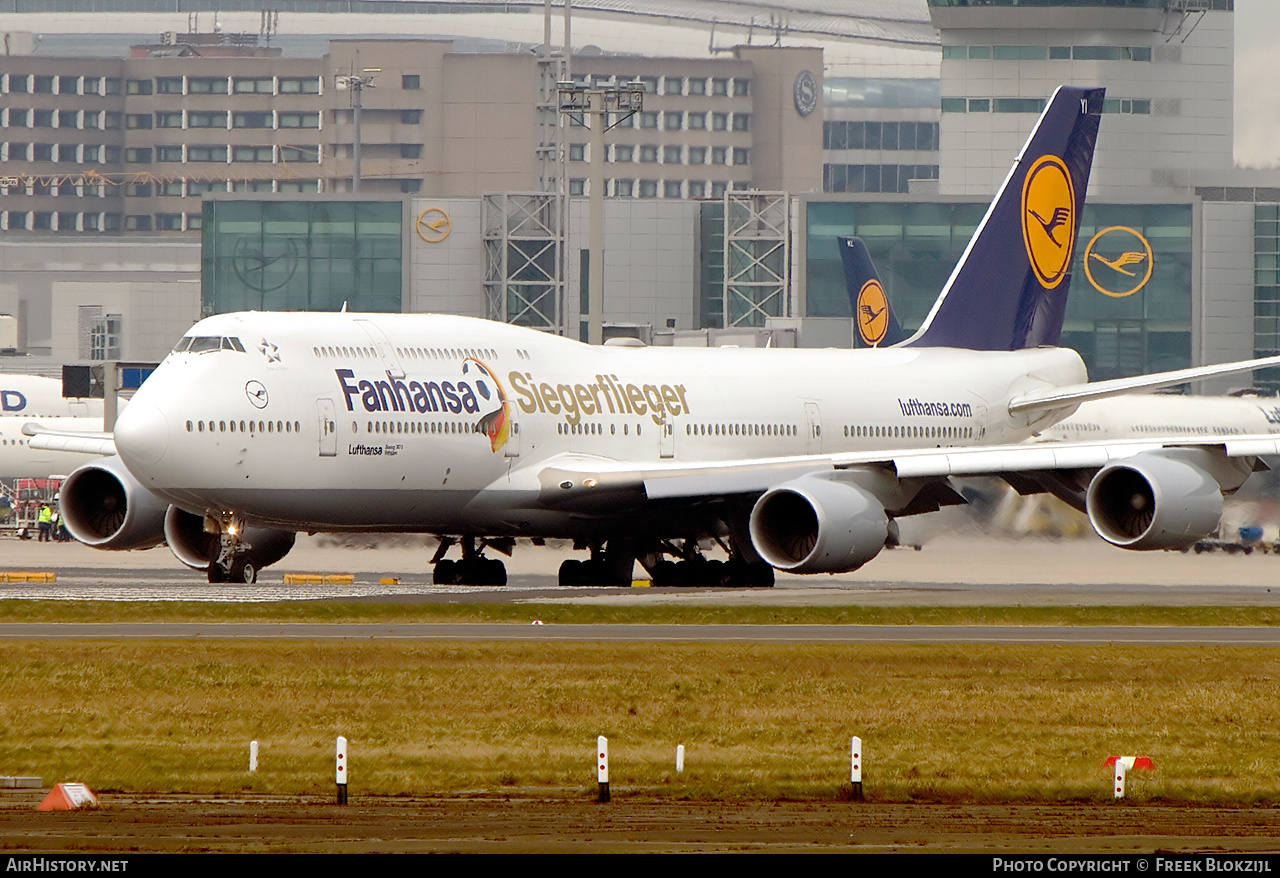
749;474;890;573
1085;452;1225;551
163;506;296;573
60;455;168;550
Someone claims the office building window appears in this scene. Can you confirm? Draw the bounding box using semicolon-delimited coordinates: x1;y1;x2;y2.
156;146;183;162
663;180;682;198
664;111;683;131
688;146;707;164
613;144;634;163
732;113;751;132
234;78;273;94
155;112;183;129
33;75;53;94
157;77;183;95
279;77;320;94
614;179;634;197
688;112;706;130
732;147;750;165
189;146;228;163
400;143;422;159
688;78;706;96
400;109;422;124
712;113;728;131
57;76;79;95
663;77;682;96
189;77;229;94
712;78;728;96
640;111;658;129
569;143;585;162
127;79;152;95
733;79;750;97
189;111;228;128
663;145;682;164
402;74;420;90
638;179;658;198
688;180;706;198
233;112;273;129
711;146;727;165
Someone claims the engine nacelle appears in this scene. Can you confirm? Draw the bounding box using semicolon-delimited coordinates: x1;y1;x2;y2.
163;506;296;572
1085;452;1224;551
749;475;890;573
60;455;168;550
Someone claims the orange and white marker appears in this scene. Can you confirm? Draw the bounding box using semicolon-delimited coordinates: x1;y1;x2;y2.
336;736;348;805
37;783;98;811
1105;755;1155;771
597;735;610;803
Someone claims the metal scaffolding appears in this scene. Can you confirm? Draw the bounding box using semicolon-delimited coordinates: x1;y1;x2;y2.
482;192;564;331
722;190;791;328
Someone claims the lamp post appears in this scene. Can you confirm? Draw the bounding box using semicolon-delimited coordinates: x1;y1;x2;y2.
336;68;379;193
557;81;644;344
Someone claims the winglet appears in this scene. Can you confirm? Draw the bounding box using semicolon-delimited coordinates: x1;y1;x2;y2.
907;86;1104;351
838;236;907;348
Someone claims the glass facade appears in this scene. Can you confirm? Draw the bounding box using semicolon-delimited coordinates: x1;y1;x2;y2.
201;200;403;316
1254;204;1280;391
803;199;1193;379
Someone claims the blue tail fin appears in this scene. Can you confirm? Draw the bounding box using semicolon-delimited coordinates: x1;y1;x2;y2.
906;85;1104;350
838;235;907;348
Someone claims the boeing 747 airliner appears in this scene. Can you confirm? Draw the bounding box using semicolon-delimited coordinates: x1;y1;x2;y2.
40;86;1280;585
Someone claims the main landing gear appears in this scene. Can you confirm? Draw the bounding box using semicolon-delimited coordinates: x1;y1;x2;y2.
557;538;774;588
431;536;509;586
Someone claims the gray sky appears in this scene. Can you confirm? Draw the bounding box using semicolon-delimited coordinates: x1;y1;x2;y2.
1234;0;1280;167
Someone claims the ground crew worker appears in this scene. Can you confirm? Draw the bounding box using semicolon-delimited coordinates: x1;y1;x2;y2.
37;503;52;542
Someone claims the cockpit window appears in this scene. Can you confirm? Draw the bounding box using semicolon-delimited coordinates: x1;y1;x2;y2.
173;336;246;354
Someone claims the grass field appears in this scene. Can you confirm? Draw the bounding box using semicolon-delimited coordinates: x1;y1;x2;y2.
1;599;1279;627
3;638;1279;804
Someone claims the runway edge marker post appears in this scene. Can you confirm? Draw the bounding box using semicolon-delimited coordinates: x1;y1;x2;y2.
597;735;610;803
336;736;348;805
850;737;864;801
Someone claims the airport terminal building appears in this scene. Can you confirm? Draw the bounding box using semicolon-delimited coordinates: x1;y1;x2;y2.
0;0;1276;395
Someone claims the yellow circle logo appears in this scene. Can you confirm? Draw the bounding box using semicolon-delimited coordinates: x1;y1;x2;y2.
855;278;890;346
1021;155;1076;290
1083;226;1153;298
416;207;451;243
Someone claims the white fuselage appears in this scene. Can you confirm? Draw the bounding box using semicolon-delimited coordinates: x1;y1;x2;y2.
114;311;1089;536
0;416;110;484
0;374;103;418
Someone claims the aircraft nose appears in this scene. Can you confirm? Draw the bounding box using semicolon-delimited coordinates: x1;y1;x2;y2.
114;399;169;469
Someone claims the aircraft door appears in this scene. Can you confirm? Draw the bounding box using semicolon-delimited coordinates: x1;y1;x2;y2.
659;411;675;459
317;398;337;457
804;402;822;454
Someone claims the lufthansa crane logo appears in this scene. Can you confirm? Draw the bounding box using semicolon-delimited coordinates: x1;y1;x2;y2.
416;207;451;243
1083;226;1153;298
1021;155;1076;290
855;278;890;347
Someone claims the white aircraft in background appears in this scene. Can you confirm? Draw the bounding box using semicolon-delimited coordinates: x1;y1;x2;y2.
38;86;1280;585
837;233;1280;511
0;417;112;484
0;374;103;417
0;375;113;486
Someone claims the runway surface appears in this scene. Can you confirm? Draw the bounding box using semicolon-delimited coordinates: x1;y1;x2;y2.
3;531;1280;607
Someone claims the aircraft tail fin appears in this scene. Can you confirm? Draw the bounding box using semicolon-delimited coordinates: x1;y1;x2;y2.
838;236;907;348
906;85;1104;351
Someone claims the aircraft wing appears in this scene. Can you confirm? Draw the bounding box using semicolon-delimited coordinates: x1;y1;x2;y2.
1008;353;1280;415
535;433;1280;508
23;426;116;457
